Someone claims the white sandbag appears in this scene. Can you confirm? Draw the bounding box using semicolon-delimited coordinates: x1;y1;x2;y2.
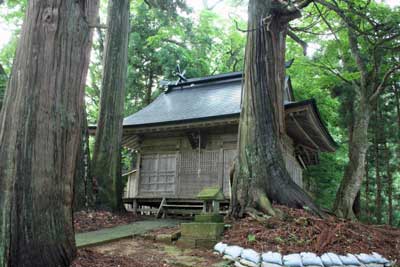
371;252;390;265
240;258;260;267
235;261;248;267
214;242;228;255
283;253;303;267
300;252;323;267
356;253;376;264
326;253;343;266
223;255;235;261
339;254;360;266
241;249;261;264
224;245;243;260
321;253;334;267
356;253;385;267
261;263;283;267
262;252;283;265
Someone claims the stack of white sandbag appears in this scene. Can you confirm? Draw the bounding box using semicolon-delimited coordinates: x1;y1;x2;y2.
213;242;393;267
237;249;261;267
262;252;283;267
223;245;243;261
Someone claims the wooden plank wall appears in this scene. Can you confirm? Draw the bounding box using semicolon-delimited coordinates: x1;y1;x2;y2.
284;150;303;188
124;130;304;199
123;170;138;198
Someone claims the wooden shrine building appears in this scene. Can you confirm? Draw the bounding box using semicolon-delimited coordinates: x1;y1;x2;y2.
119;71;337;214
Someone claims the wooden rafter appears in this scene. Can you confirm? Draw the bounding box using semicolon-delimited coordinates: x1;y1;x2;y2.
290;113;320;151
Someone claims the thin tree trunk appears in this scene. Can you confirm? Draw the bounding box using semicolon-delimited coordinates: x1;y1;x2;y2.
394;84;400;226
333;104;370;220
145;70;154;105
365;152;370;222
384;141;393;226
230;0;321;218
92;0;130;210
0;64;6;110
0;1;98;266
393;83;400;163
375;102;382;224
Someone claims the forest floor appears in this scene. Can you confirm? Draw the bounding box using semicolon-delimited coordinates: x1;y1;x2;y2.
223;205;400;262
72;238;226;267
74;209;140;233
71;207;400;266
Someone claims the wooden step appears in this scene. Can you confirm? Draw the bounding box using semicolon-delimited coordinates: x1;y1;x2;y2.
137;207;158;214
166;209;202;215
163;204;203;208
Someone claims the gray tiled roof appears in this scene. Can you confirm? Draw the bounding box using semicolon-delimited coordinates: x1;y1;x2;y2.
123;77;242;127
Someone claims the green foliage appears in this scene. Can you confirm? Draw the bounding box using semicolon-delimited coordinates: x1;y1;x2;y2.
247;233;256;242
120;2;246;118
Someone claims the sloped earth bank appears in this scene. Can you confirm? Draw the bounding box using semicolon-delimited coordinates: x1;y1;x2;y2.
71;238;227;267
223;205;400;262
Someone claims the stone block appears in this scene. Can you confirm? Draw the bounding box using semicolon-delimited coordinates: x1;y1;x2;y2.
156;234;173;243
181;222;225;239
176;237;217;249
195;213;224;223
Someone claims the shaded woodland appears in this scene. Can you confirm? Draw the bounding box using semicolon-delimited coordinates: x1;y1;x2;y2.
0;0;399;266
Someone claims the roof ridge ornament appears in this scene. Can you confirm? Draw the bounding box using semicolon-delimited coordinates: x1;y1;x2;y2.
175;64;187;84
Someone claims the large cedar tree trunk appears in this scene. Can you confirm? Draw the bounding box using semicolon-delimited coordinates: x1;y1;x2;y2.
92;0;130;210
231;0;321;218
0;1;98;266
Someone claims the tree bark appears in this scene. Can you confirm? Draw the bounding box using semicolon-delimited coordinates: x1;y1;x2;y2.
0;1;98;266
384;141;393;226
352;190;361;219
145;70;154;105
375;102;382;224
365;151;370;222
92;0;130;210
230;0;322;218
333;104;370;220
332;28;372;220
74;108;94;211
0;64;6;110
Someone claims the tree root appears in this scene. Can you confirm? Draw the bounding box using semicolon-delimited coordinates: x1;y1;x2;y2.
244;190;284;220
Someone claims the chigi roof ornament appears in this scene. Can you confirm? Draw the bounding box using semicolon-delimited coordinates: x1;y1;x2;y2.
174;64;187;84
160;64;188;93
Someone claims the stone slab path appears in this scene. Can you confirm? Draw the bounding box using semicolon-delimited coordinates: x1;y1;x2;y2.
75;219;182;248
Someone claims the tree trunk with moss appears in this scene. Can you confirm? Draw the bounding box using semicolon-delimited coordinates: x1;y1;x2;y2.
92;0;130;210
0;64;6;110
0;1;98;266
230;0;321;218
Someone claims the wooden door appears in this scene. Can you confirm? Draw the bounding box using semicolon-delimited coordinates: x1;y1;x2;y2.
179;150;220;197
139;153;176;196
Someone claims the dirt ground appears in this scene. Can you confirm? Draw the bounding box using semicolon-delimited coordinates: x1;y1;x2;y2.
72;238;228;267
223;205;400;262
74;209;139;233
72;206;400;266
